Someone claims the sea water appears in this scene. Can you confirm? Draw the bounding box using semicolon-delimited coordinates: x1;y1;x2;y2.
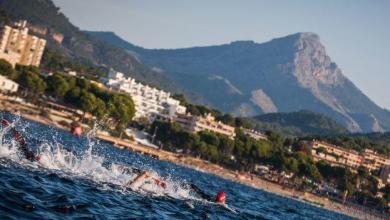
0;113;352;219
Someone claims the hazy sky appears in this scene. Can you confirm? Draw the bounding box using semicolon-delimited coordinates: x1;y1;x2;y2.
52;0;390;110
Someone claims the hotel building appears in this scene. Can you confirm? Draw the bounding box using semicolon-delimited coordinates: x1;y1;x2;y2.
106;69;186;120
155;112;236;138
106;70;236;138
0;20;46;67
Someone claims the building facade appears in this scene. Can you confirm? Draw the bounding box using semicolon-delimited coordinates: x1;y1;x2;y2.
0;20;46;67
106;69;186;120
0;75;18;93
310;141;390;172
155;112;236;138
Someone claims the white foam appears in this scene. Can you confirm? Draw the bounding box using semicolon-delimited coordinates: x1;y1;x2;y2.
0;118;196;201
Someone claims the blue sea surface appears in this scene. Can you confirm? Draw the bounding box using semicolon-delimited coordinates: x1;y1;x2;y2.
0;114;352;219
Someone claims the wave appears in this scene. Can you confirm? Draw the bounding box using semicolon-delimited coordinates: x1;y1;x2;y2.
0;117;195;202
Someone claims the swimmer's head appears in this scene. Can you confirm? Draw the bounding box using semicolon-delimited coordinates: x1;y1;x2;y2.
215;191;226;204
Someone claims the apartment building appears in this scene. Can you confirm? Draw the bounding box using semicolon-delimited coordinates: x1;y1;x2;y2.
361;149;390;171
0;20;46;67
0;75;18;93
310;141;390;172
156;112;236;138
106;69;186;120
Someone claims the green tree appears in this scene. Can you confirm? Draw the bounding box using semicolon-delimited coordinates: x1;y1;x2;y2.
172;93;188;106
216;114;235;126
64;87;81;104
295;152;322;181
108;94;135;135
0;59;15;77
17;71;47;102
235;117;254;129
218;135;235;159
381;185;390;203
266;130;284;148
199;131;220;146
76;78;91;90
46;74;70;98
357;166;369;178
79;90;97;113
284;158;299;173
92;98;107;119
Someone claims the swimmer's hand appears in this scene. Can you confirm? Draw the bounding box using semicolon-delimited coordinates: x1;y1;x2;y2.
127;171;167;189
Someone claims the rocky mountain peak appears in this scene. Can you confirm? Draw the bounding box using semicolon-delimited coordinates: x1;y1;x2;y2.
291;32;344;87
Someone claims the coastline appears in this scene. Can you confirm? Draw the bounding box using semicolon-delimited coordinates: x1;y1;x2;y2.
0;94;385;220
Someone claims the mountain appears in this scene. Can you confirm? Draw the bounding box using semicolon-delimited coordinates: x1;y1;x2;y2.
89;31;390;133
249;110;349;137
0;0;181;93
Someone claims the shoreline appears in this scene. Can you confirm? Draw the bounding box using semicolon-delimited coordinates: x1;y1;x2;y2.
0;94;386;220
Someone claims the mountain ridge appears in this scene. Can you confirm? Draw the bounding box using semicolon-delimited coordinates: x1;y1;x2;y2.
88;31;390;132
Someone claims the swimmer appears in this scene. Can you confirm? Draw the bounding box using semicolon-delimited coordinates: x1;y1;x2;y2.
125;168;227;204
1;119;38;161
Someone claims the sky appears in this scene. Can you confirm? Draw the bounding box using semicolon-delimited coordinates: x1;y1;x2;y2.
52;0;390;110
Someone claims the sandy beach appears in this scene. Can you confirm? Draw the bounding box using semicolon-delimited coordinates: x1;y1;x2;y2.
0;94;386;220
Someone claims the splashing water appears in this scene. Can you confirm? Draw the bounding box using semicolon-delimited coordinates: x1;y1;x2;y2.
0;117;193;201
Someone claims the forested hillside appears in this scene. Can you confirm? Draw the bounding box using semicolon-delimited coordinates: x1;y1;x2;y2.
250;110;349;137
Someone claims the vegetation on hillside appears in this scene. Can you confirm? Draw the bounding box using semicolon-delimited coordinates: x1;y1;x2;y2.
250;110;349;137
41;48;107;80
303;133;390;156
0;5;11;26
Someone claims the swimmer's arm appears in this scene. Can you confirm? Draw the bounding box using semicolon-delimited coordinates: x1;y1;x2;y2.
2;119;36;161
127;171;151;187
126;171;167;189
220;204;238;214
188;183;212;201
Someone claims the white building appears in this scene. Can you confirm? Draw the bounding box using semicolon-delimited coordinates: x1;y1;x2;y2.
106;69;186;120
0;75;18;93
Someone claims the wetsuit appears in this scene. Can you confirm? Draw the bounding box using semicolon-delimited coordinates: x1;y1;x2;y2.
1;119;36;161
185;182;212;201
